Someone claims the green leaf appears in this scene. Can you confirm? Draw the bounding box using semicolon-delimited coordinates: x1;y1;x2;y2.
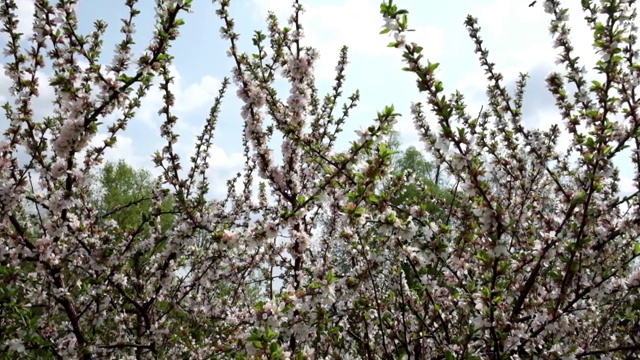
445;350;455;360
549;270;562;281
327;269;336;283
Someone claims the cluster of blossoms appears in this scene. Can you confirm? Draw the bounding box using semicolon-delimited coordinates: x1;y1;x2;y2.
0;0;639;359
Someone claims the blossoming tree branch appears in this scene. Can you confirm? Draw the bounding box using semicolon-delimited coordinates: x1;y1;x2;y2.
1;0;640;358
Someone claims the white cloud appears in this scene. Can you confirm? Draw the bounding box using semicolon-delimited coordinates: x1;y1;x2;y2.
619;175;636;197
0;67;56;120
250;0;444;80
137;65;222;126
16;0;34;38
208;144;245;171
0;0;35;41
171;139;246;198
248;0;291;17
89;133;149;169
472;0;640;74
179;75;221;113
85;131;250;200
473;0;548;40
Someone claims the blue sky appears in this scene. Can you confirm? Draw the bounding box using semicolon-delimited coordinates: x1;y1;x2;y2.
1;0;636;197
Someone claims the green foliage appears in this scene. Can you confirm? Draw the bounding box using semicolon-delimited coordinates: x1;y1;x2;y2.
0;266;58;360
332;131;460;293
387;141;458;219
388;145;459;291
1;160;178;359
93;160;175;234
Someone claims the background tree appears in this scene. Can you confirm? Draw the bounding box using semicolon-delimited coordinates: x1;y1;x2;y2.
330;130;460;288
1;162;177;359
1;159;263;358
91;160;176;234
94;161;266;354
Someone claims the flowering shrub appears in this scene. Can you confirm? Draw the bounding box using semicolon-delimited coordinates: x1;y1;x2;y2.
1;0;640;358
